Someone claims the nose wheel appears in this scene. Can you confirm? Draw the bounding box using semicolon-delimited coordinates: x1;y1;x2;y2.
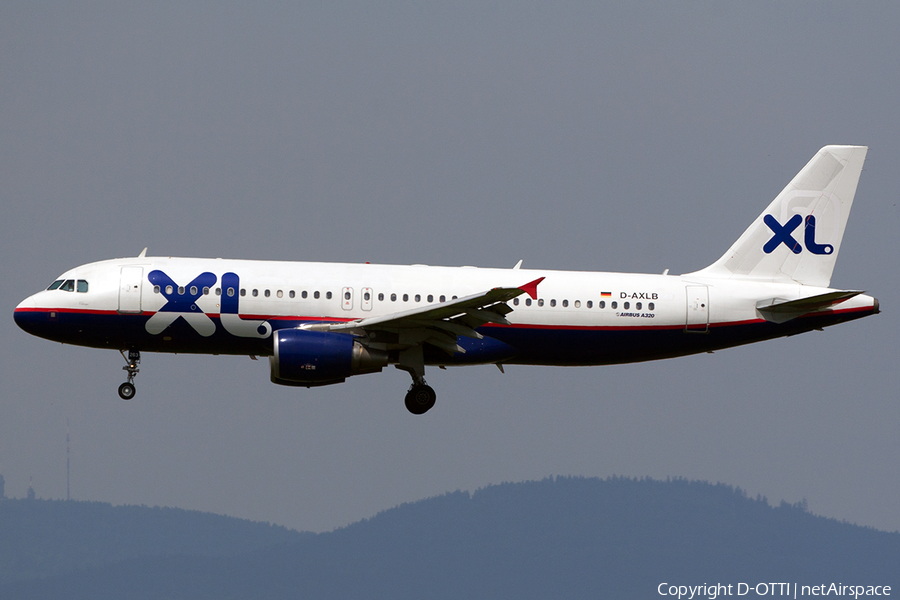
118;349;140;400
118;382;136;400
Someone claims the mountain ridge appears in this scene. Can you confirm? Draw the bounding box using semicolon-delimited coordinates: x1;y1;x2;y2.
0;497;309;585
2;476;897;599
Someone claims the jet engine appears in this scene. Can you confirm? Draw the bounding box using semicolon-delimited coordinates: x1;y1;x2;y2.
270;329;388;387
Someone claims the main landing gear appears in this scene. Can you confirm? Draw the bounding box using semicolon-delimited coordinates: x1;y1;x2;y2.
118;349;140;400
405;383;436;415
397;345;436;415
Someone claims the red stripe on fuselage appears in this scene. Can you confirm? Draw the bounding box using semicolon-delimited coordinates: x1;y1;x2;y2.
14;303;875;332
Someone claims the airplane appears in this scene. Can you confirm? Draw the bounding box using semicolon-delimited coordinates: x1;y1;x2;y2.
14;145;878;414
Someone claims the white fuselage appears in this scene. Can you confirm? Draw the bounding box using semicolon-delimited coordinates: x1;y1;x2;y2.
15;256;877;367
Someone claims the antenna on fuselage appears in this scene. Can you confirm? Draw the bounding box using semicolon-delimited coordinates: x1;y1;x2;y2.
513;259;523;269
137;248;147;258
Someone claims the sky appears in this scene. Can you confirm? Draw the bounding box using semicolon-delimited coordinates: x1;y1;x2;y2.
2;2;899;534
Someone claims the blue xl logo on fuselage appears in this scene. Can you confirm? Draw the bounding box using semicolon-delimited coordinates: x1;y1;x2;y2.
144;270;271;338
148;270;217;313
763;214;833;255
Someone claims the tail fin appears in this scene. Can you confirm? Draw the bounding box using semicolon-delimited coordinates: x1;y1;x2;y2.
691;145;868;287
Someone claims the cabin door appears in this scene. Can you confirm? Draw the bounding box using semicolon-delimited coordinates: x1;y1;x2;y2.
118;266;144;314
685;285;709;332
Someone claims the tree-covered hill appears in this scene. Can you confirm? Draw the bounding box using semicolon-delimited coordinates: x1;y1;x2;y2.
0;498;308;585
2;477;897;599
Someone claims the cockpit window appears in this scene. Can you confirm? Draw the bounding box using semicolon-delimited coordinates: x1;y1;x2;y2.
47;280;64;291
60;279;75;292
76;280;88;293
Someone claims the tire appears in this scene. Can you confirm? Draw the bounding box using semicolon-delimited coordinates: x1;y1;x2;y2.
404;384;436;415
118;382;136;400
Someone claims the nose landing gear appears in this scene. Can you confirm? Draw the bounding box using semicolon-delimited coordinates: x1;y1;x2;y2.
118;349;140;400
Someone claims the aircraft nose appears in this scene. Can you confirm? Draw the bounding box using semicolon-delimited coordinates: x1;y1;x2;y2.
14;295;40;334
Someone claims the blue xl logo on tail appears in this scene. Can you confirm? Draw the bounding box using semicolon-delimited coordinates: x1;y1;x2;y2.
763;214;834;255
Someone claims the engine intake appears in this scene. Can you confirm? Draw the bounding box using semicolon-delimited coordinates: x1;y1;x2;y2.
270;329;388;387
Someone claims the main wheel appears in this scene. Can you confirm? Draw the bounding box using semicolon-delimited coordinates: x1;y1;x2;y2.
118;382;136;400
404;384;436;415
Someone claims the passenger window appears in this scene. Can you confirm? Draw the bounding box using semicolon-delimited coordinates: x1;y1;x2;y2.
60;280;75;292
391;293;397;301
574;300;580;308
440;295;446;303
166;285;174;295
513;298;519;306
624;302;630;309
227;287;235;297
326;291;332;300
525;298;532;306
289;291;295;299
550;299;556;307
452;296;458;300
277;290;283;298
403;294;409;302
153;285;161;294
345;291;351;300
415;294;421;302
265;289;271;298
587;300;593;308
612;301;618;309
240;289;246;297
599;300;605;309
649;302;655;310
562;299;568;308
636;302;642;310
76;280;89;293
252;289;258;297
302;291;308;299
364;292;371;301
378;293;384;301
190;286;198;296
314;291;320;299
203;287;210;295
215;288;221;296
47;280;64;291
538;299;544;307
178;286;185;295
427;295;433;303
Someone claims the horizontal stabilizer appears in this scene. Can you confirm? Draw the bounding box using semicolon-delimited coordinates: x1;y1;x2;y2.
756;290;863;324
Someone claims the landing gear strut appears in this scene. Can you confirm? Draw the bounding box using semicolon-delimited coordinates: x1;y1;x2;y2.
118;349;140;400
397;345;436;415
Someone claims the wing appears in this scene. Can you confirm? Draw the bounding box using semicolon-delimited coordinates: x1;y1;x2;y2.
301;277;544;355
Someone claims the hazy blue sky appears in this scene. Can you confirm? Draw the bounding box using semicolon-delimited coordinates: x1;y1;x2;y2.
2;2;898;533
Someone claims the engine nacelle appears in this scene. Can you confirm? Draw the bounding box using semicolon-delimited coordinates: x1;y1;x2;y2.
270;329;388;387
